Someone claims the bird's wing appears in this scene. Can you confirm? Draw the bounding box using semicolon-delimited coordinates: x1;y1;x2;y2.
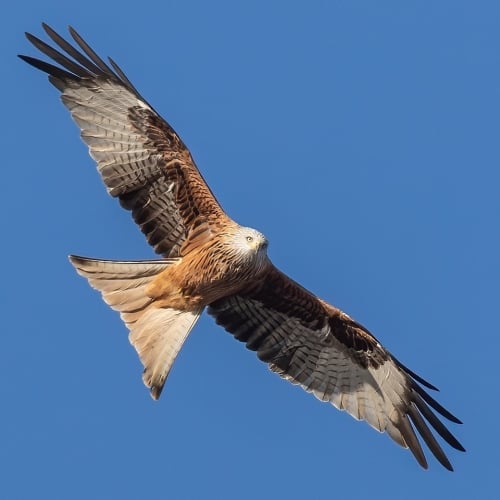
208;265;464;470
19;24;228;257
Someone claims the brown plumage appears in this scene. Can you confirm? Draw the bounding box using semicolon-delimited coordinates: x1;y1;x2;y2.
20;24;464;470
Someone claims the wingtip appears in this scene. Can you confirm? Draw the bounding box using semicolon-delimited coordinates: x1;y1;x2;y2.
441;457;454;471
41;22;59;40
68;26;80;42
24;31;38;44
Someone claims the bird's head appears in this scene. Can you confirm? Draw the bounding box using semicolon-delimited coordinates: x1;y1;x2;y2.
231;225;269;266
241;226;268;251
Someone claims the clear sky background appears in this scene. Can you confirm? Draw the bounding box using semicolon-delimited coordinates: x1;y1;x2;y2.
2;1;498;499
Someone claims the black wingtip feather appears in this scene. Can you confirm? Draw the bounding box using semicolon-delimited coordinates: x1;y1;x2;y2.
68;25;114;75
21;24;146;102
408;405;454;471
397;414;428;469
393;356;439;391
108;56;141;95
18;53;74;82
412;392;466;452
25;31;91;78
42;23;102;76
411;381;463;424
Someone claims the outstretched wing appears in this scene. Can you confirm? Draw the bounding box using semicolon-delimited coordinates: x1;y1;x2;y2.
19;24;228;257
208;266;464;470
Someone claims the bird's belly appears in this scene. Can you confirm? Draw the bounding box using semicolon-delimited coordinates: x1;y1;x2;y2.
144;257;252;310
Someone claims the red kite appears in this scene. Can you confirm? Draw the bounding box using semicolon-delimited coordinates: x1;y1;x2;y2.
20;24;464;470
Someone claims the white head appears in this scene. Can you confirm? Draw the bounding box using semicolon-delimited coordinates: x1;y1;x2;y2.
230;225;269;266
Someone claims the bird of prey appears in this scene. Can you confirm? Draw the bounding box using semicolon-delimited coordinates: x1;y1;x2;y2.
20;24;464;470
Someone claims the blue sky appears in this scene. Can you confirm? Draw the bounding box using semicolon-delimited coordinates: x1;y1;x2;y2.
2;1;498;498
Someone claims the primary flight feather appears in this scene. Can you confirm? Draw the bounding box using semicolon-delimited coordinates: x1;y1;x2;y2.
19;24;464;470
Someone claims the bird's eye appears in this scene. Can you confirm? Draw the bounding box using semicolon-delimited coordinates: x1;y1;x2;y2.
246;236;254;242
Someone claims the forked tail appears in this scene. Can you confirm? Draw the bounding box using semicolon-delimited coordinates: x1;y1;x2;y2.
69;255;202;399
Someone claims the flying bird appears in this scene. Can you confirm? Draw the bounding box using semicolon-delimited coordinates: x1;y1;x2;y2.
20;24;464;470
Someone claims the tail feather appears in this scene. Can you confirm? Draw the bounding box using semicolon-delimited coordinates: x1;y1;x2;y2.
69;255;202;399
130;307;200;399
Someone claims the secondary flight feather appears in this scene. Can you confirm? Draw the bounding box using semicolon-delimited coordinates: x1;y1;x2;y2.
19;24;465;470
